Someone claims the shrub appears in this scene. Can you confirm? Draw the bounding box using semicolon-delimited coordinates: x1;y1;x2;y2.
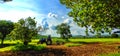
12;44;46;51
111;33;119;38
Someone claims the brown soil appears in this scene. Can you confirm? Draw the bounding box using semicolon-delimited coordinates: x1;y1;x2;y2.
0;43;120;56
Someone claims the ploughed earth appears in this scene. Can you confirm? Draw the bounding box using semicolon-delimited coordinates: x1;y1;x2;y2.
0;43;120;56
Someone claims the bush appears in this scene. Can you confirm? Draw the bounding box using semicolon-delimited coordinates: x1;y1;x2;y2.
12;44;46;51
111;33;119;38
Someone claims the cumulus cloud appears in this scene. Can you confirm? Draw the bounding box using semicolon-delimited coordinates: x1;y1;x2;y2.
0;9;42;22
63;18;72;24
62;16;65;19
49;24;57;30
0;0;43;22
41;18;49;29
47;12;58;19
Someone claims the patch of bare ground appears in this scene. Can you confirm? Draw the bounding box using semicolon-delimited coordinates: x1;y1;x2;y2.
0;43;120;56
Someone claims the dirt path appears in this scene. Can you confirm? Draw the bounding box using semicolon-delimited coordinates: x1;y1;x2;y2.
0;43;120;56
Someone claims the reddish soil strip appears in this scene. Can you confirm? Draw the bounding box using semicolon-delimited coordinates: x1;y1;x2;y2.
0;43;120;56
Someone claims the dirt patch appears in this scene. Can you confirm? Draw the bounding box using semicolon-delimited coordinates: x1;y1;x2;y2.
0;43;120;56
65;43;119;56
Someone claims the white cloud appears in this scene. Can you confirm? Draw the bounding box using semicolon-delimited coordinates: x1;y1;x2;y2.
62;16;65;19
4;0;36;9
0;9;43;22
47;12;58;19
63;18;72;24
0;0;42;22
49;24;57;30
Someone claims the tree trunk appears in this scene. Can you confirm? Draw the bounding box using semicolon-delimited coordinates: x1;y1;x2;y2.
23;41;28;45
0;37;5;47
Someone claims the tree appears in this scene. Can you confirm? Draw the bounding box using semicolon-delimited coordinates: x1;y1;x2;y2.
9;17;38;45
0;32;3;41
0;20;14;46
60;0;120;35
56;23;72;40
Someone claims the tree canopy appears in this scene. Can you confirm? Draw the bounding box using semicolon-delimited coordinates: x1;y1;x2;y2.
60;0;120;35
8;17;38;45
56;23;72;39
0;20;14;45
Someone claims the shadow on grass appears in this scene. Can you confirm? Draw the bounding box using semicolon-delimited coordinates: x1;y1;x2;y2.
0;44;16;48
0;48;67;56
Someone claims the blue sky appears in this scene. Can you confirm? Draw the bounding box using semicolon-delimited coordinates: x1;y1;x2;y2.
0;0;89;36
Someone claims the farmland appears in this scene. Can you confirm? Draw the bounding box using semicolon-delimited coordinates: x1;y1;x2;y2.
0;38;120;56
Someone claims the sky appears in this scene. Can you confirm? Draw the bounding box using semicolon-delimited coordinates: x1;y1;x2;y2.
0;0;96;37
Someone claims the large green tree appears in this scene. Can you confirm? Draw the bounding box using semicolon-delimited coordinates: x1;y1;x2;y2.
60;0;120;35
56;23;72;40
9;17;38;45
0;20;14;45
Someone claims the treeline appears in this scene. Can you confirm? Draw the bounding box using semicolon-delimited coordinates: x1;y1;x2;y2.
0;17;40;46
0;17;72;46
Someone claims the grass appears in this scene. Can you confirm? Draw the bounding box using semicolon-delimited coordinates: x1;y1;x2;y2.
12;44;46;51
31;38;120;44
65;43;81;47
0;40;46;52
0;46;14;52
99;53;120;56
69;38;120;43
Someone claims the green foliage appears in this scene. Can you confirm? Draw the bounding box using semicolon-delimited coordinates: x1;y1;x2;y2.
0;32;3;39
60;0;120;35
56;23;72;39
96;33;102;38
12;44;46;51
8;17;38;45
111;33;119;38
0;20;14;45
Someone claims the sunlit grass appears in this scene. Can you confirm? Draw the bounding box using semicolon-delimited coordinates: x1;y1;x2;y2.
99;53;120;56
0;46;14;52
65;43;81;47
69;38;120;43
3;40;21;44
